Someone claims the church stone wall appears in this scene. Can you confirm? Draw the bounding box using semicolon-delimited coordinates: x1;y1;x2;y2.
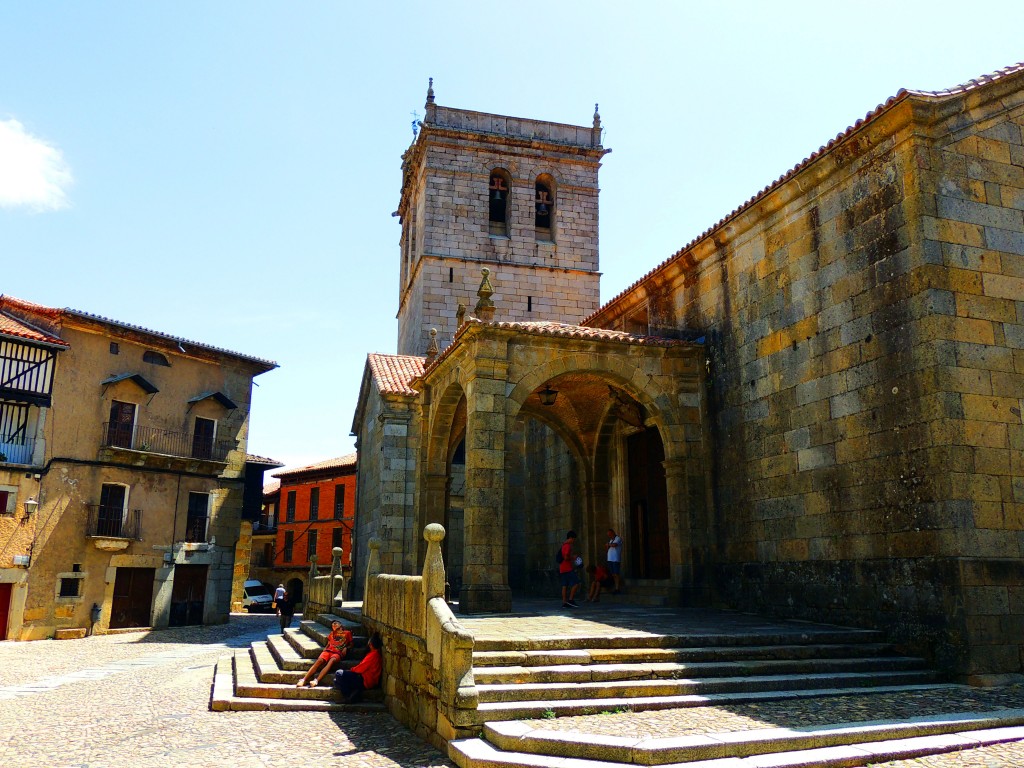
590;85;1024;678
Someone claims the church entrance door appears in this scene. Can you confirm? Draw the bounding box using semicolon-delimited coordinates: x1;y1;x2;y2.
627;425;670;579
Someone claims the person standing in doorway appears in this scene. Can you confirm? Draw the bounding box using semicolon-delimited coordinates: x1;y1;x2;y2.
606;528;622;594
559;530;581;608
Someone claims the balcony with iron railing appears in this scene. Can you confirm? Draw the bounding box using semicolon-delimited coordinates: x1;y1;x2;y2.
86;505;143;544
0;436;35;466
102;422;231;462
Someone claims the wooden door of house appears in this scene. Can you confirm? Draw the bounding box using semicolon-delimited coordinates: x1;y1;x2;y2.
627;426;670;580
110;567;154;629
169;565;207;626
191;417;215;459
0;583;11;639
107;401;136;448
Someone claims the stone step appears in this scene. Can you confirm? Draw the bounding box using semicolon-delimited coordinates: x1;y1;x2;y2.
300;619;369;646
209;655;384;714
267;633;313;671
472;642;896;668
251;641;363;684
233;650;383;702
454;720;1024;768
476;669;940;703
473;655;926;685
284;627;323;659
472;628;884;653
470;683;955;723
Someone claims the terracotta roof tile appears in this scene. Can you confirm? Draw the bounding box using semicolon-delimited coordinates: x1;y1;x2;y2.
263;478;281;496
583;61;1024;325
0;310;68;348
367;353;424;396
246;453;284;467
273;453;358;480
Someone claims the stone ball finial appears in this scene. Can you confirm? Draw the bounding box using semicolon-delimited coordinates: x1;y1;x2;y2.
424;523;446;542
425;328;440;363
332;546;343;557
475;268;496;322
368;537;381;552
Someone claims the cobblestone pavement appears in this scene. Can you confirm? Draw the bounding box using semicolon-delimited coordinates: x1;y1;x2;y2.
0;614;454;768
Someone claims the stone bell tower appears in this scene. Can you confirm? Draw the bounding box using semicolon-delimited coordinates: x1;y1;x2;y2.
395;79;609;356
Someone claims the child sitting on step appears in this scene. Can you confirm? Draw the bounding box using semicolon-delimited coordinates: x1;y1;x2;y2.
296;620;352;688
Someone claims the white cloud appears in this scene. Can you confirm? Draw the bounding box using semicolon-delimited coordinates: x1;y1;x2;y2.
0;119;73;211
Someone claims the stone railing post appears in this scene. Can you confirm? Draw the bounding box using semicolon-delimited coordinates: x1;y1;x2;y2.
330;546;345;607
423;523;446;602
364;536;382;620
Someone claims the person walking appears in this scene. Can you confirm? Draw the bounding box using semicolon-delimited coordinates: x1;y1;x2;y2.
276;589;295;633
606;528;622;593
559;530;581;608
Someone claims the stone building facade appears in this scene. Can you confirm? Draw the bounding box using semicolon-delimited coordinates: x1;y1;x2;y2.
0;295;275;639
354;67;1024;679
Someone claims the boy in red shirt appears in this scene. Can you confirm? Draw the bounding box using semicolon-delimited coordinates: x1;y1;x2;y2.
335;633;383;704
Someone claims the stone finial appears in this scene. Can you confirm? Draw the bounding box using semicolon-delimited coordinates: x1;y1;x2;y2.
592;103;602;146
425;328;439;363
424;77;437;123
474;268;495;322
308;552;318;579
456;302;466;329
422;523;446;601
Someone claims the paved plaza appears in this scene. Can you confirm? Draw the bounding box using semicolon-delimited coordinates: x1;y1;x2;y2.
0;614;453;768
4;608;1024;767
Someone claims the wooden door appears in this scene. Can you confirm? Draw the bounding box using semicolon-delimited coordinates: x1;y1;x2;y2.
107;401;136;448
98;484;127;537
627;426;670;579
192;417;215;459
169;564;207;626
0;583;11;639
110;568;154;629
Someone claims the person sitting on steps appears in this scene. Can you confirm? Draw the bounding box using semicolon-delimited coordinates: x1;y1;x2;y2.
585;563;612;602
334;633;383;704
296;620;352;688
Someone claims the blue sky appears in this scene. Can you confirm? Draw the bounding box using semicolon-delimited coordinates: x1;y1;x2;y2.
2;2;1022;470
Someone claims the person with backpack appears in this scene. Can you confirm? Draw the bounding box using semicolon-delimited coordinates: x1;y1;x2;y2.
557;530;581;608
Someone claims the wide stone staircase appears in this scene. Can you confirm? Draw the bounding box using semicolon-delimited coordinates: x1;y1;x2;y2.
449;618;1024;767
210;610;384;712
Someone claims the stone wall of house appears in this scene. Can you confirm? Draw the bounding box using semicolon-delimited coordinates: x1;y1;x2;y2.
588;82;1024;678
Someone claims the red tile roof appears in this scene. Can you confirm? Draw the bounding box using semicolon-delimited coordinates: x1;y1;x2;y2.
246;453;284;467
263;478;281;496
367;353;424;396
0;294;275;369
583;61;1024;325
0;310;68;348
490;320;690;346
273;452;358;480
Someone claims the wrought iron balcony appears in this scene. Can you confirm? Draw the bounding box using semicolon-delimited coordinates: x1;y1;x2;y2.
86;505;143;541
102;422;230;462
252;520;277;534
0;436;35;466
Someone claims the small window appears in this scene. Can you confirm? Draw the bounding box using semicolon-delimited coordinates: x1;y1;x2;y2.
489;170;510;237
527;296;533;312
143;350;170;367
334;485;345;519
283;530;294;562
72;563;82;573
309;487;319;521
449;267;454;283
535;177;554;241
185;492;209;543
109;342;119;355
59;577;81;598
286;491;296;522
307;529;318;563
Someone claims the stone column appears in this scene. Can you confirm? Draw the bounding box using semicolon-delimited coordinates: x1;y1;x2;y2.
586;480;610;566
459;358;512;613
662;456;693;595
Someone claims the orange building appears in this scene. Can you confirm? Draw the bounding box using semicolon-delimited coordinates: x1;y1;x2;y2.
268;454;356;605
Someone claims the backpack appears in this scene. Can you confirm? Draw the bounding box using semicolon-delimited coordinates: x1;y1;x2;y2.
555;546;564;565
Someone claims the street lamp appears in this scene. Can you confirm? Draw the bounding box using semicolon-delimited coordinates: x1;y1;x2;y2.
23;497;38;516
538;385;558;406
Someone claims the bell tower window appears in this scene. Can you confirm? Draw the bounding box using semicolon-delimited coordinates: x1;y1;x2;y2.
535;176;554;242
488;170;510;237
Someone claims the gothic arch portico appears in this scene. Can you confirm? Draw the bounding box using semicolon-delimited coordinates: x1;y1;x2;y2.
414;315;709;613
